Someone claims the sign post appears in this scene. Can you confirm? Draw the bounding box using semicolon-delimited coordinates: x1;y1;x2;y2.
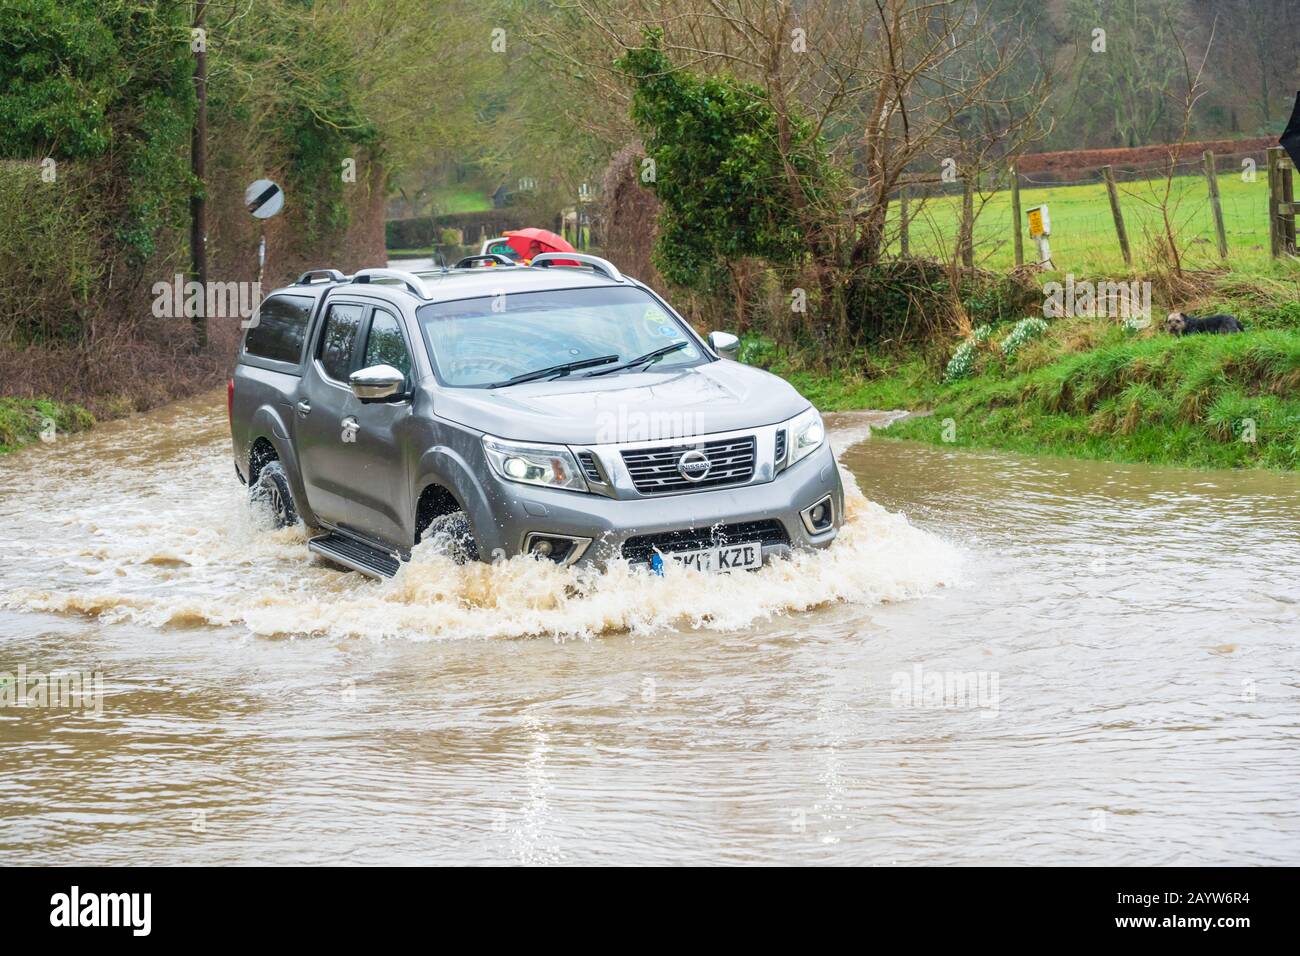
244;179;285;287
1027;204;1053;268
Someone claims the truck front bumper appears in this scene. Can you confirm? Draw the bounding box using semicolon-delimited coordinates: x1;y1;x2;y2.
475;442;845;568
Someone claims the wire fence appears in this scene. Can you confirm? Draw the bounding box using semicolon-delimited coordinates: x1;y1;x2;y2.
890;146;1293;273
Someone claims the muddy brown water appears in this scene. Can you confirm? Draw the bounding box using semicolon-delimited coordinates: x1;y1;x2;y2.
1;392;1297;864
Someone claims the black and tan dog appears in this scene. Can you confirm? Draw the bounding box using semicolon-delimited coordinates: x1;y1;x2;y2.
1164;311;1244;335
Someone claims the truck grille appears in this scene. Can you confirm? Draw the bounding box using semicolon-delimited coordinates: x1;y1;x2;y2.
621;519;790;565
620;436;756;494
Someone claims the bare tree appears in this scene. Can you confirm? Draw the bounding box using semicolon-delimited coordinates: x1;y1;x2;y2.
523;0;1050;263
1120;11;1217;282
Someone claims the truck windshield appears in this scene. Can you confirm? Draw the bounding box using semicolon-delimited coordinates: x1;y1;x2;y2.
416;286;706;388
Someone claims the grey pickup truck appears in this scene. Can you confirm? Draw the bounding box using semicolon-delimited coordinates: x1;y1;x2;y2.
229;253;844;578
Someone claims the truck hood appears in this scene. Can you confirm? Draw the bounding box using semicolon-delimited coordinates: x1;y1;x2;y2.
429;360;810;445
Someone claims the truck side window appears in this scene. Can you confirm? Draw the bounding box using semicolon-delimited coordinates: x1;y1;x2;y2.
318;303;364;381
363;311;411;381
244;294;313;364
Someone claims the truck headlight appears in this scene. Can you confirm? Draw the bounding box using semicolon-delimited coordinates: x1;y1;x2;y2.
785;408;825;467
482;436;589;492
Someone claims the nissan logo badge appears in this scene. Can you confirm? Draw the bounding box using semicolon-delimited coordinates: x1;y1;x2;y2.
677;449;711;482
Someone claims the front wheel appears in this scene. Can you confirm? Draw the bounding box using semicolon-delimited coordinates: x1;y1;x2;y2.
249;460;299;529
424;511;479;564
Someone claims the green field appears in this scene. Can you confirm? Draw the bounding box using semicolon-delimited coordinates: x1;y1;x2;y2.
428;186;492;214
890;170;1287;277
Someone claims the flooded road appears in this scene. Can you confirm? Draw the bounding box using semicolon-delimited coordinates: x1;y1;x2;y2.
1;392;1297;865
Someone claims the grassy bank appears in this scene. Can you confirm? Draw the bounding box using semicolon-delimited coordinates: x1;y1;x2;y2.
0;398;94;455
750;279;1300;471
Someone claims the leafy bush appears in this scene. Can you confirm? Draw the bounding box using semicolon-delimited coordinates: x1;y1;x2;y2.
843;259;1040;346
0;165;101;346
0;0;194;344
618;29;832;298
736;333;783;367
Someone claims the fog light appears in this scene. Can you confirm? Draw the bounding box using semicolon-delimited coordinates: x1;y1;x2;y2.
522;533;592;566
800;495;835;534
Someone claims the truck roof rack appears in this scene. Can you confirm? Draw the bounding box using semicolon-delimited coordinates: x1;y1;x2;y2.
295;269;348;285
529;252;624;283
349;268;431;299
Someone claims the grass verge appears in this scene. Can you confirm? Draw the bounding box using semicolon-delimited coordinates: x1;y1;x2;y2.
0;398;94;455
749;278;1300;471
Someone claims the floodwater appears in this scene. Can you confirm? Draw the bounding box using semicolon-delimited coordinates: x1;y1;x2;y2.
1;392;1297;865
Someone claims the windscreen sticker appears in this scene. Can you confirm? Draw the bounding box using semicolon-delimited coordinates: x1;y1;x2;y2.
642;307;673;336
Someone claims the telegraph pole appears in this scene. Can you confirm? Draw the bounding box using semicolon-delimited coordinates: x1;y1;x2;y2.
190;0;208;350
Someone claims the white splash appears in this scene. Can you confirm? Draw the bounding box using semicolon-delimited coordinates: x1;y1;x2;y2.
0;416;961;641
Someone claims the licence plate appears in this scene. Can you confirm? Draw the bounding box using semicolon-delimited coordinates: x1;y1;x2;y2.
659;541;763;573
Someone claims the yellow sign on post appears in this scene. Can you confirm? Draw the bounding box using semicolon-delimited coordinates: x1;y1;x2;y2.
1026;204;1053;267
1027;204;1051;238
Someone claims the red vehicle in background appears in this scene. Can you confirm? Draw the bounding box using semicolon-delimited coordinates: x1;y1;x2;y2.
479;227;578;265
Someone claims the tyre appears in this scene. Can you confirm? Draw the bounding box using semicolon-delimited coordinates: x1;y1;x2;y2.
425;510;479;564
249;459;299;529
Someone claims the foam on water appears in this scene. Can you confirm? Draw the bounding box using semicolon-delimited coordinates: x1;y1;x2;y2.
0;418;961;640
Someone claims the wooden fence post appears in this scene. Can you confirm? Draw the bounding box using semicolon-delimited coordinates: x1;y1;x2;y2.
1010;165;1024;267
960;175;974;269
1282;152;1297;254
1267;147;1282;258
1101;165;1132;266
899;186;910;257
1202;150;1228;260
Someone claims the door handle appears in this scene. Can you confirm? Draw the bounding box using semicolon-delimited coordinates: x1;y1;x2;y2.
295;400;311;417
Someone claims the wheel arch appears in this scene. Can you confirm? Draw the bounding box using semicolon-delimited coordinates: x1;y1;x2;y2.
414;481;465;542
248;436;279;486
412;446;497;556
246;429;318;528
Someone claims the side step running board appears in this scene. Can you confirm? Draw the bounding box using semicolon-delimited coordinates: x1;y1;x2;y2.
308;532;401;579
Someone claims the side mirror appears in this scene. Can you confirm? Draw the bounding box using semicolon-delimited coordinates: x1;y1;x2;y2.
349;364;406;402
708;331;740;360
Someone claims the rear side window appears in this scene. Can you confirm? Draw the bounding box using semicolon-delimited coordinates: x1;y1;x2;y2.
318;303;365;381
363;311;412;381
244;294;313;364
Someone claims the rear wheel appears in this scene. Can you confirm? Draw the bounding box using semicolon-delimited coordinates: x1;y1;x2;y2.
250;460;298;529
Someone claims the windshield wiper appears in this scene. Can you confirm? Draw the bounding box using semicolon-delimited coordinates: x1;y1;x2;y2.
488;354;619;388
582;341;689;378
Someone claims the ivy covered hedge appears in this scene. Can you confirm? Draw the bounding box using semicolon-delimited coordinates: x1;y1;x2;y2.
618;28;832;300
0;0;194;345
0;0;386;351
